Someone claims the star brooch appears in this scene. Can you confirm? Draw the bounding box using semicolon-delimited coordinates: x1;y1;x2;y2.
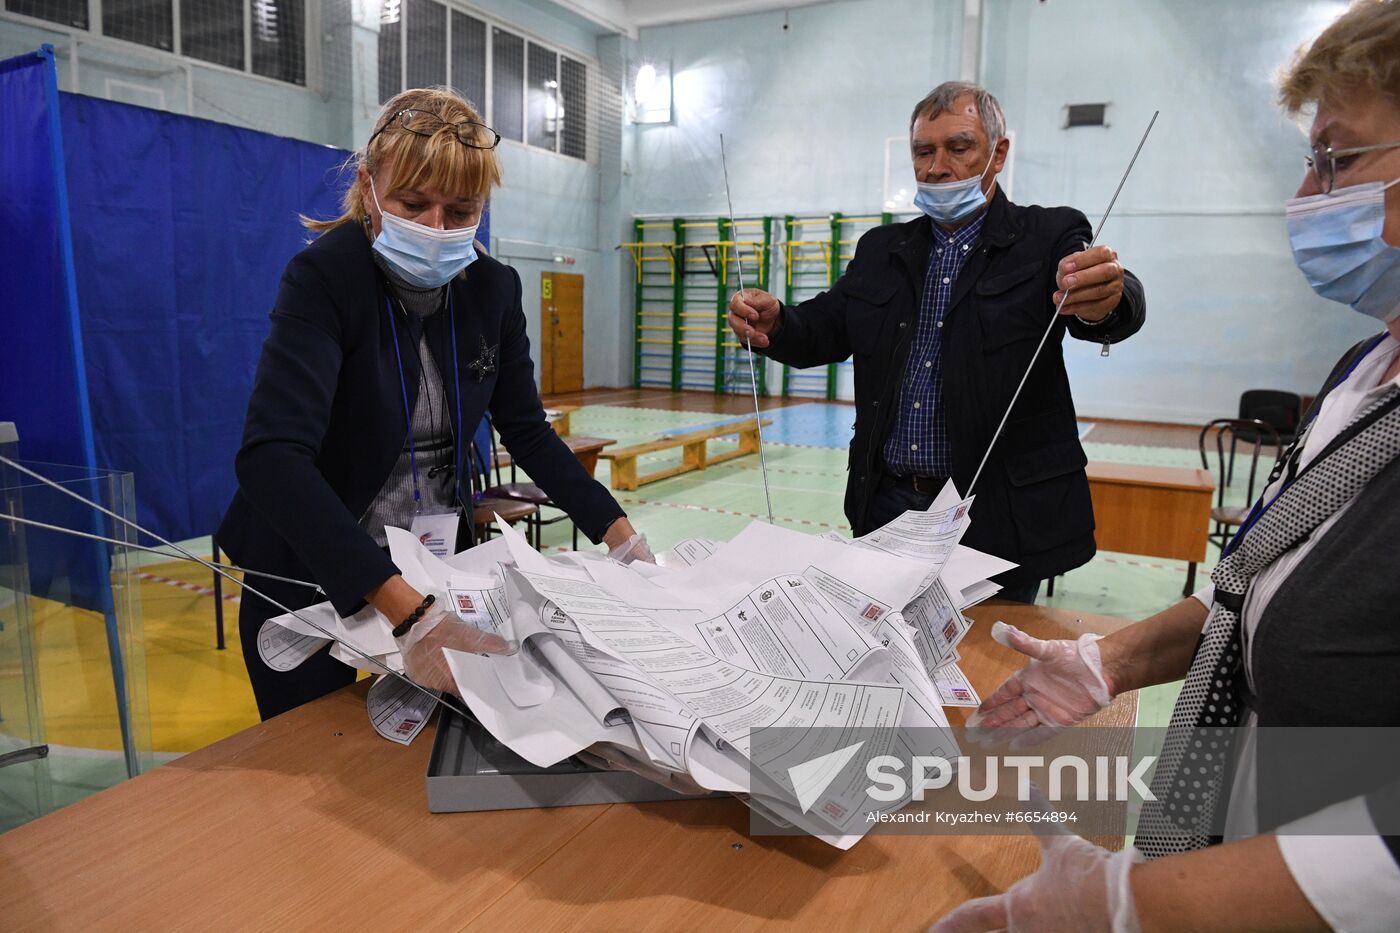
466;336;499;382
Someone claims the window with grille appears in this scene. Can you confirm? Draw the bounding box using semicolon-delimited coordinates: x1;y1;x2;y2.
450;10;485;114
182;0;242;70
405;0;446;89
6;0;88;29
377;6;592;162
558;55;586;160
5;0;305;85
491;27;524;143
104;0;173;52
250;0;303;84
526;43;557;151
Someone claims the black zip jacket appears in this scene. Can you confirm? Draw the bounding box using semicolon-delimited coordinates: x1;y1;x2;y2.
763;188;1146;586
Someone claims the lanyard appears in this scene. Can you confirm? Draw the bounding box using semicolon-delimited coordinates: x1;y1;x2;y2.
1224;332;1386;556
449;292;467;509
384;293;465;514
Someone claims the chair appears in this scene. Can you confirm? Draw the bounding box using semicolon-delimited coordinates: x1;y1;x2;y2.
466;419;540;545
1199;418;1280;553
1229;390;1301;483
478;415;579;550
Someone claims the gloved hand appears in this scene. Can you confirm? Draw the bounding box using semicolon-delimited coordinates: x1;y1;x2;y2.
964;621;1113;748
607;532;655;565
395;592;516;693
932;830;1144;933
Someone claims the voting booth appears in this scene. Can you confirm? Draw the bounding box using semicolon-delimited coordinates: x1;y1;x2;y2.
0;446;154;831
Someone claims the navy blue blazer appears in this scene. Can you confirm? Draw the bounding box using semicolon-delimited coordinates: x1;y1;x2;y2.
218;222;624;616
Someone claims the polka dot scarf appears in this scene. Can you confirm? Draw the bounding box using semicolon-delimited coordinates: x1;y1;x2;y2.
1135;386;1400;858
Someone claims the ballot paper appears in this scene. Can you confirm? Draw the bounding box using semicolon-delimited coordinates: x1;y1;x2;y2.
932;661;981;707
903;577;972;673
367;673;436;745
659;537;720;567
851;497;973;592
943;544;1017;609
256;619;330;672
264;501;1010;848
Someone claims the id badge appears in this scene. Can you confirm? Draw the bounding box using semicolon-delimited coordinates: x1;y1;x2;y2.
410;511;460;558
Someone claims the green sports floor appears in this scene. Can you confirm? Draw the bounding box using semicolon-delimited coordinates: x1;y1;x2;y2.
3;392;1245;832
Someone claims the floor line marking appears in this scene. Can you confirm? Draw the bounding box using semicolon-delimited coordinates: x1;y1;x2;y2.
1094;555;1194;575
136;571;241;604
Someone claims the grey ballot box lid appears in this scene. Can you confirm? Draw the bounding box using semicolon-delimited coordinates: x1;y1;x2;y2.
426;708;719;812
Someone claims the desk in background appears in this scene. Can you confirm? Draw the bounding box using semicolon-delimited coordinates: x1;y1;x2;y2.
0;603;1136;932
544;404;580;437
495;434;615;480
1086;461;1215;596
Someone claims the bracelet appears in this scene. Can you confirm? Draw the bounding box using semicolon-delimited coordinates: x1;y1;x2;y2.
391;593;436;639
1074;308;1117;327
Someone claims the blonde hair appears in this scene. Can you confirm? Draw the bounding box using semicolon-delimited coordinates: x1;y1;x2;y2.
1279;0;1400;113
304;87;503;233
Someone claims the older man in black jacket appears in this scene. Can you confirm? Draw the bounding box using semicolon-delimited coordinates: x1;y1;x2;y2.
729;82;1146;602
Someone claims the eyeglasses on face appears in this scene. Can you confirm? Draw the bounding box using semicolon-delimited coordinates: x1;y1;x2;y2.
1304;140;1400;193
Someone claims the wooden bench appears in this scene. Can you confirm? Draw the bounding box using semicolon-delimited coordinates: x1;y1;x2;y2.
599;418;772;491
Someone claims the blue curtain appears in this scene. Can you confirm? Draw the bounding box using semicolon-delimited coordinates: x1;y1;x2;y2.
58;93;351;541
6;53;497;548
0;48;96;473
0;46;110;610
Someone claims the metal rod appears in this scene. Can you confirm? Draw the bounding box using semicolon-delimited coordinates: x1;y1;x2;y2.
968;110;1159;495
720;132;776;525
0;512;322;591
0;455;475;723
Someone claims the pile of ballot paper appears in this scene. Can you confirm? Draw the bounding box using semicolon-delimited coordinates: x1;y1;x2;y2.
259;482;1015;847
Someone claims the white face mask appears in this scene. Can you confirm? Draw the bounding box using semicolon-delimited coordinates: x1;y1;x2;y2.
913;153;996;224
1285;177;1400;324
369;178;479;288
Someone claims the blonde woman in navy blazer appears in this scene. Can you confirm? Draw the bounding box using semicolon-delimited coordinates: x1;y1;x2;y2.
220;88;639;719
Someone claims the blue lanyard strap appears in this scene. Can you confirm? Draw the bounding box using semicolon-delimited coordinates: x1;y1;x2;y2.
384;295;466;516
384;298;423;512
449;291;466;509
1225;332;1388;556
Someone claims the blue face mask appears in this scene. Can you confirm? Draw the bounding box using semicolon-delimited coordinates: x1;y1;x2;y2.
1286;178;1400;324
369;179;479;288
914;154;995;225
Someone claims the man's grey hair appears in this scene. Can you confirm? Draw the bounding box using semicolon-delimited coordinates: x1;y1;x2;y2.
909;81;1006;143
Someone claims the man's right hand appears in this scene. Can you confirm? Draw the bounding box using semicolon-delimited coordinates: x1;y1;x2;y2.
727;288;782;348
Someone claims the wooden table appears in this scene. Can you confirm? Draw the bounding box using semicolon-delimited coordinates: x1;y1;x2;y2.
545;404;580;437
1086;461;1215;596
0;603;1135;931
496;434;616;480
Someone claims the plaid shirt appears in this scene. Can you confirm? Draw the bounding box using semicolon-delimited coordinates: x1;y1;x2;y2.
882;213;986;476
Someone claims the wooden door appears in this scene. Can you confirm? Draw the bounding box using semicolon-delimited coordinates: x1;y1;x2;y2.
540;271;583;394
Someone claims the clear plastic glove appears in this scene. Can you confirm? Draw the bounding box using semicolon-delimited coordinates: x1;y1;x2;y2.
964;621;1113;749
607;532;655;565
395;593;516;693
575;743;709;796
932;829;1143;933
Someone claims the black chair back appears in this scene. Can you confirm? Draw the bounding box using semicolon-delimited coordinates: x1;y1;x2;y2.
1199;418;1280;550
1238;389;1302;442
465;418;494;500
